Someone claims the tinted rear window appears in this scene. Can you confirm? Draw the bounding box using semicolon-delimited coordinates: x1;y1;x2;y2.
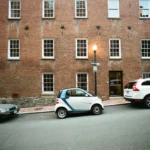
142;81;150;86
124;82;136;89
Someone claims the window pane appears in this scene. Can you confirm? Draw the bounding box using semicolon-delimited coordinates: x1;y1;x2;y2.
108;10;119;17
77;39;87;57
9;40;19;58
141;40;150;58
77;73;87;91
140;0;149;9
43;40;54;57
44;0;54;17
43;74;53;92
143;72;150;78
110;40;120;58
76;0;86;17
10;1;20;18
140;9;149;17
109;0;118;9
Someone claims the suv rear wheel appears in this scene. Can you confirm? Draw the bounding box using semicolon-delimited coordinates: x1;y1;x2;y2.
56;108;67;119
144;95;150;108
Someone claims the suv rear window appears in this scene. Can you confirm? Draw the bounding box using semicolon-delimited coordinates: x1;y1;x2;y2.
142;81;150;86
124;82;136;89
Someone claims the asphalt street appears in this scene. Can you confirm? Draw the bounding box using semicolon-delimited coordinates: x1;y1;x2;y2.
0;104;150;150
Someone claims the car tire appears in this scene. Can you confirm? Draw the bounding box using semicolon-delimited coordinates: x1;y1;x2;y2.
144;95;150;108
56;108;67;119
91;104;102;115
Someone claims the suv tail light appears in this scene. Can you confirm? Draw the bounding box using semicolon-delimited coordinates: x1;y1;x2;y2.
56;98;59;104
133;83;139;91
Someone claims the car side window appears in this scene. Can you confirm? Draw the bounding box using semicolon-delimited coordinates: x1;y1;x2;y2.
66;90;71;97
76;90;86;97
142;81;150;86
67;89;87;97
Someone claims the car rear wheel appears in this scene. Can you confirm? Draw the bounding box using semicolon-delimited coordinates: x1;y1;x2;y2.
56;108;67;119
91;105;102;115
144;95;150;108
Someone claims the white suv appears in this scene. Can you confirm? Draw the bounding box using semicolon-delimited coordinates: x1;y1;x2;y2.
124;78;150;108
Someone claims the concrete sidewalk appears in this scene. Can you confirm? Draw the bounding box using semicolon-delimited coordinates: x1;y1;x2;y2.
18;98;130;114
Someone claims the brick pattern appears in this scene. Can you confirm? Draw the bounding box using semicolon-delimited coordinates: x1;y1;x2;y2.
0;0;150;101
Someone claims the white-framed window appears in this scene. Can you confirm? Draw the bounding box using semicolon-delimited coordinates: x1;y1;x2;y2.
141;39;150;59
9;0;21;19
42;0;55;18
108;0;119;18
42;39;54;59
75;0;87;18
143;72;150;78
76;73;88;91
8;39;20;60
76;38;88;59
139;0;150;18
42;73;54;94
109;39;121;59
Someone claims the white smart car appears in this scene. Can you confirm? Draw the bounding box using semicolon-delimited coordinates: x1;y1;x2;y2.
124;78;150;108
55;88;104;119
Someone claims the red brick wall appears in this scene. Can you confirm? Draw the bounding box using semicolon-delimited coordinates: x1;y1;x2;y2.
0;0;150;99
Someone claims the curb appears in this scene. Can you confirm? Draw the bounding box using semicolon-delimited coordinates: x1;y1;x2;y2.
17;102;130;115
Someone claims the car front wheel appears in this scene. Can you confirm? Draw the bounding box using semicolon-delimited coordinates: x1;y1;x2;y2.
144;95;150;108
56;108;67;119
91;105;102;115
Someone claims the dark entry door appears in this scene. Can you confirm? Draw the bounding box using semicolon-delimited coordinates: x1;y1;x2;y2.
109;71;123;96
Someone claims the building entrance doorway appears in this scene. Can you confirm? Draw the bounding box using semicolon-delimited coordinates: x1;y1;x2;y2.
109;71;123;96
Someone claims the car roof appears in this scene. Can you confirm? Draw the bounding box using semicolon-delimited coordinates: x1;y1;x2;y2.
60;88;84;91
130;78;150;82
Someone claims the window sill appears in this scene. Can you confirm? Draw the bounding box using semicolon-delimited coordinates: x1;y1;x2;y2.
109;58;122;60
41;92;55;96
7;58;20;61
107;17;120;20
42;17;55;20
8;18;21;20
41;58;55;60
74;17;88;19
139;18;150;20
141;58;150;60
76;58;89;60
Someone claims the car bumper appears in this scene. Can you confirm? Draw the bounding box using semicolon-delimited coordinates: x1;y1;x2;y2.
124;97;143;103
0;108;20;116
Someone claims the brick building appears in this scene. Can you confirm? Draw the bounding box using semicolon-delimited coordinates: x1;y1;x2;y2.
0;0;150;106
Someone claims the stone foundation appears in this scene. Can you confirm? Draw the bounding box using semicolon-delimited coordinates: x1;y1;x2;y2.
0;96;56;108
